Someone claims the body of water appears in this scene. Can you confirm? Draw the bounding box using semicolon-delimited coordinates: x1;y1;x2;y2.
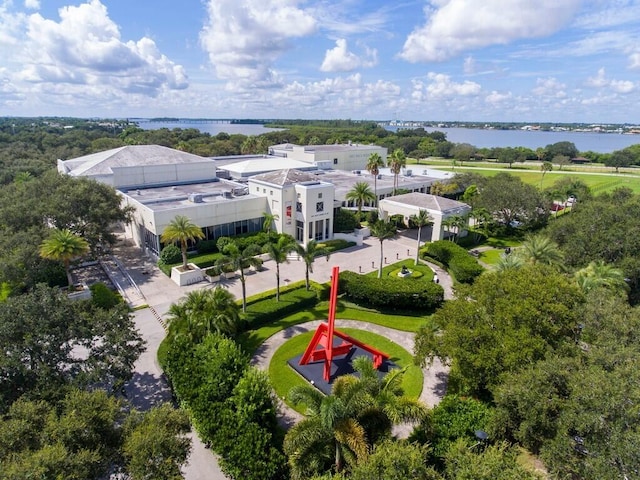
137;121;283;136
389;126;640;153
136;120;640;153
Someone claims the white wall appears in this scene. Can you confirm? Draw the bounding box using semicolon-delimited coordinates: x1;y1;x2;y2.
112;162;216;188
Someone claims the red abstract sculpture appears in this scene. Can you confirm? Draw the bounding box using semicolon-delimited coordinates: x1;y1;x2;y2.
299;266;389;382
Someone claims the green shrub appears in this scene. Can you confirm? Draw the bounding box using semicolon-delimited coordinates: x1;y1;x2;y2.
424;241;483;284
242;284;318;331
333;208;359;232
159;244;181;265
90;282;121;309
340;271;444;311
410;395;494;464
196;239;218;254
366;209;379;224
318;238;356;253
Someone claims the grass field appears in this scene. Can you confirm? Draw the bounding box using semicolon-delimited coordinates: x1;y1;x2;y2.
410;158;640;194
269;328;424;414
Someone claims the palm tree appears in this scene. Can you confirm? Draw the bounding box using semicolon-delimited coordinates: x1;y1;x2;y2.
540;161;553;188
295;240;331;290
388;148;406;195
160;215;205;270
370;219;397;278
409;210;432;265
345;182;376;220
575;261;629;295
39;228;90;287
284;357;425;478
166;287;241;342
285;378;369;478
365;152;385;207
495;252;525;272
216;241;262;312
518;234;564;267
469;207;492;243
263;235;297;301
241;135;259;154
262;211;279;234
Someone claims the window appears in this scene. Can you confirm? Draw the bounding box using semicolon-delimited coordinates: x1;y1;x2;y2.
318;192;323;199
256;187;259;192
316;201;324;212
315;220;324;240
296;202;302;212
270;190;273;196
262;188;266;193
333;158;338;165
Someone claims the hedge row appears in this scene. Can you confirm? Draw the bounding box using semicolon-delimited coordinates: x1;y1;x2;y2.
424;240;484;284
242;282;319;331
339;271;444;311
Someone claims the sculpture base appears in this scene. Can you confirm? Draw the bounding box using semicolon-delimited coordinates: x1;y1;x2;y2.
288;343;397;395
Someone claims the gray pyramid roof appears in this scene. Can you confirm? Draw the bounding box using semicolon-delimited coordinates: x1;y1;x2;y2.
59;145;212;176
250;169;321;186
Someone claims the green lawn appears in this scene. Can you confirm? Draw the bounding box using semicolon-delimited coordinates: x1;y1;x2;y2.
422;165;640;194
269;328;423;414
367;260;435;280
236;300;431;354
478;249;503;265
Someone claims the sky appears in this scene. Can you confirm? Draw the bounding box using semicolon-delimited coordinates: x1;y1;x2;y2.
1;0;640;123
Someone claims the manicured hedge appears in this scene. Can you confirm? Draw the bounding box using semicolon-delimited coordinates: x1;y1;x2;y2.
339;271;444;311
242;283;319;331
424;240;484;284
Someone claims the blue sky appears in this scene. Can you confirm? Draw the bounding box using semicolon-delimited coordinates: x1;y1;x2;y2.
1;0;640;123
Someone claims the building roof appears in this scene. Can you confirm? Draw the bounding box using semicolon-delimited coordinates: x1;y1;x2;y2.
59;145;212;176
221;157;315;176
250;169;321;186
270;142;384;153
382;192;470;213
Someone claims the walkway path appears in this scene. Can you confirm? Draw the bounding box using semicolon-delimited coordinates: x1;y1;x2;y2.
251;319;448;434
109;233;454;478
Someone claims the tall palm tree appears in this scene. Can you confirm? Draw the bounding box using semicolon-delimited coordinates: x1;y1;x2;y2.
345;181;376;220
540;161;553;188
370;219;397;278
39;228;89;287
160;215;205;270
388;148;406;195
575;261;629;295
216;241;262;312
166;287;241;342
295;240;331;290
365;152;385;207
262;211;279;234
263;235;297;301
518;234;564;268
409;210;432;265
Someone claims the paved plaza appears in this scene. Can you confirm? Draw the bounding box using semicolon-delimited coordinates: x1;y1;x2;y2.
111;231;451;480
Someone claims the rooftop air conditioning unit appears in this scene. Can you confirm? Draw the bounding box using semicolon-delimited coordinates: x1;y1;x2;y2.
405;169;413;176
223;191;233;199
377;174;382;179
188;193;203;203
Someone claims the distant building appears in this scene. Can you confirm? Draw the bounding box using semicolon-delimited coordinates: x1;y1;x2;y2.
269;143;388;171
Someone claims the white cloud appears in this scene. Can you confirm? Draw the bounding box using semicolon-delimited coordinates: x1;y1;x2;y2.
424;72;481;97
400;0;581;62
24;0;40;9
320;39;377;72
532;77;567;98
585;68;635;93
200;0;316;83
13;0;187;96
485;90;513;104
586;68;608;88
629;52;640;69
